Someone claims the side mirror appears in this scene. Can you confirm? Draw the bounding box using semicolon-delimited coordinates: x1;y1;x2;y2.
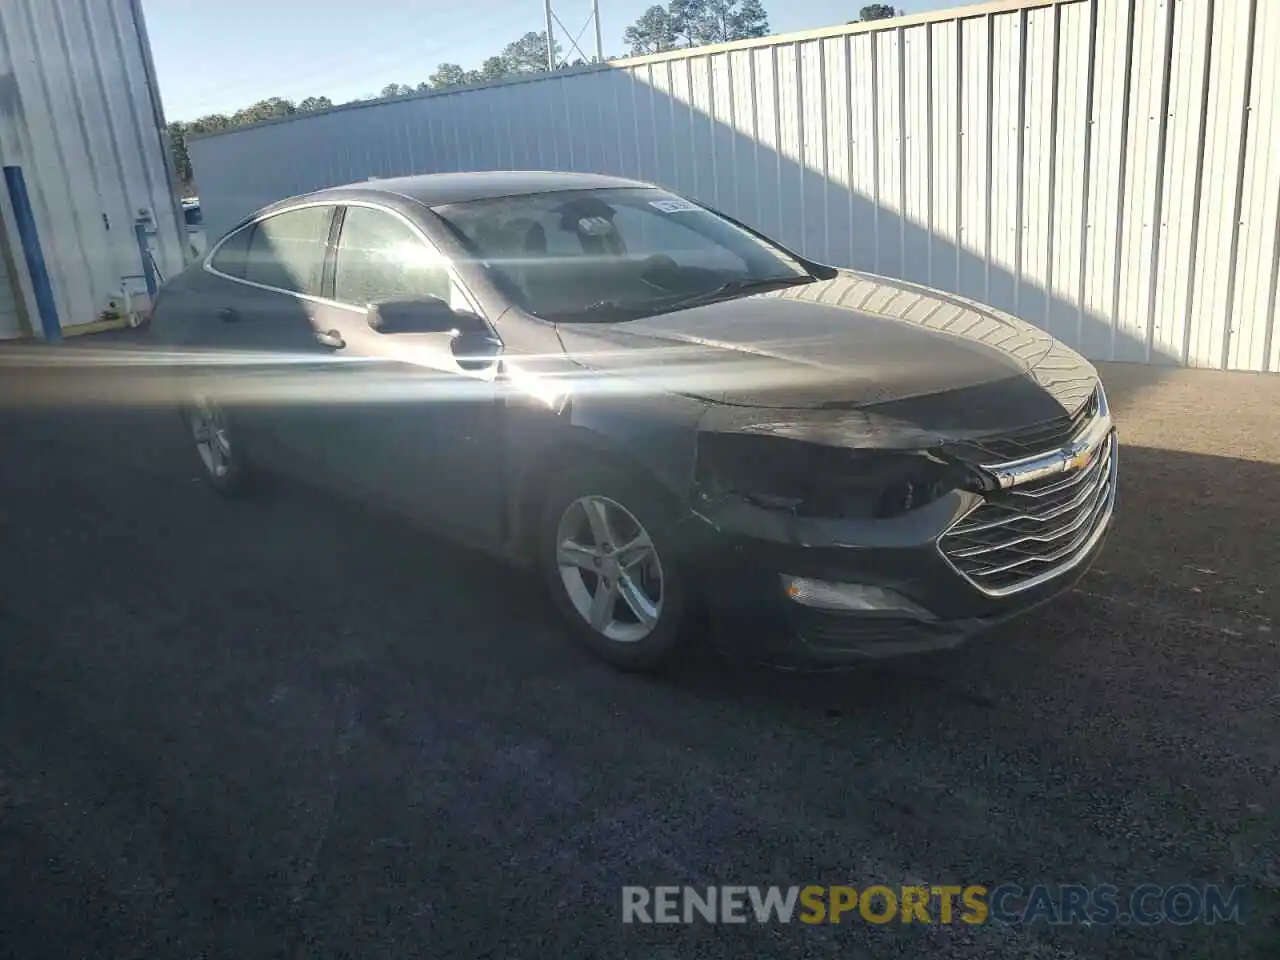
367;296;458;334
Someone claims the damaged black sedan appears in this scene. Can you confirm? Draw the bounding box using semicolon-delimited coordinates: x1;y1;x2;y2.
155;171;1116;670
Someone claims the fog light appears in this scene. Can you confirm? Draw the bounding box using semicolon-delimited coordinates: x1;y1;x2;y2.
781;576;934;617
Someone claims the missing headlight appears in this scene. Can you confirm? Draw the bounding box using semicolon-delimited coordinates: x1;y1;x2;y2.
693;433;815;509
800;445;958;520
695;433;971;520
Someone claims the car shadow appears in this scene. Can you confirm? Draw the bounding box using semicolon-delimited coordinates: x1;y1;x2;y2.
627;440;1279;731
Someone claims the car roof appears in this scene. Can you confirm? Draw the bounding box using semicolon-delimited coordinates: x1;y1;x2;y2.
306;170;653;207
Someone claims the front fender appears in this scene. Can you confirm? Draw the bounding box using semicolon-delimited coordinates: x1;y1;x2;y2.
501;385;708;550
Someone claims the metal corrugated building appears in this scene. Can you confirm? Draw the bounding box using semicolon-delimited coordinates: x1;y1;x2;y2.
189;0;1280;371
0;0;187;340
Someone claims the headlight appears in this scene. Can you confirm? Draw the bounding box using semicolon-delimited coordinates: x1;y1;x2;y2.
694;433;972;520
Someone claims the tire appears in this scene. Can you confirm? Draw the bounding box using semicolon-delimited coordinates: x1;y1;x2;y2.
181;393;253;496
537;461;692;671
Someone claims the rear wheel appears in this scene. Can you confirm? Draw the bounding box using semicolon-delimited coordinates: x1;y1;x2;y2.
183;394;251;495
538;463;691;671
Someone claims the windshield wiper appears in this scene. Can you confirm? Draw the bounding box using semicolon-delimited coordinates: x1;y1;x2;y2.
555;275;815;323
661;274;815;310
716;274;813;294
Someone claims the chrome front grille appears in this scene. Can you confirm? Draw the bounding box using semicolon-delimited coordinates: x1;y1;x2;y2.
949;391;1099;463
939;390;1117;596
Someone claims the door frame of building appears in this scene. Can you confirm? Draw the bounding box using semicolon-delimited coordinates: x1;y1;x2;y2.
2;165;59;341
0;185;35;339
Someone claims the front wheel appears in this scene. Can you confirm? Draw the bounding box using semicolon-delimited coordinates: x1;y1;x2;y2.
538;463;692;671
182;394;251;495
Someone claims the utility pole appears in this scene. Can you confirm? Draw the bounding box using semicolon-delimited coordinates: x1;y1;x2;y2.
543;0;605;68
592;0;603;61
544;0;556;71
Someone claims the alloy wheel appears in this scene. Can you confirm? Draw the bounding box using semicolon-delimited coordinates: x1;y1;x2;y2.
555;495;664;643
188;395;232;478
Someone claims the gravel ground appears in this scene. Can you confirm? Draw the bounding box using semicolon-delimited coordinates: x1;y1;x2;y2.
0;342;1276;959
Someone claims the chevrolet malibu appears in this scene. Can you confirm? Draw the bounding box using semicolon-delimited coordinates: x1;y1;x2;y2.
152;171;1116;670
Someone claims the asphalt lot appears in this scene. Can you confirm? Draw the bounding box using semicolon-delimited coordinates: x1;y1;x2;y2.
0;342;1276;959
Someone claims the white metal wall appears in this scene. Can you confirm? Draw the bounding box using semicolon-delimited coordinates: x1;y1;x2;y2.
0;167;26;339
0;214;21;337
0;0;187;338
190;0;1280;371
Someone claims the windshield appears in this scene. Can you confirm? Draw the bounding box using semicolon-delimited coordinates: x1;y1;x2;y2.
433;187;814;321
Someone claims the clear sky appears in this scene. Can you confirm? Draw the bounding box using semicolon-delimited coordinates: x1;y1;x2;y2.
143;0;976;121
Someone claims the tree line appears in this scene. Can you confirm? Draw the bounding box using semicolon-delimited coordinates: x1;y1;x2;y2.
169;2;903;192
622;0;768;55
167;29;566;189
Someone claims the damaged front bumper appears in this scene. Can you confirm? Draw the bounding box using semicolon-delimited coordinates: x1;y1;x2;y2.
681;381;1115;666
682;482;1107;668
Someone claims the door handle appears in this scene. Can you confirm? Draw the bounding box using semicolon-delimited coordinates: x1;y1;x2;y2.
216;306;241;323
315;329;346;349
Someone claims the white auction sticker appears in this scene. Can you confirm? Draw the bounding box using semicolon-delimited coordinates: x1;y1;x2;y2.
648;198;701;213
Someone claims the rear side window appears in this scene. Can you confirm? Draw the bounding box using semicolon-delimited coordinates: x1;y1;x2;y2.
209;223;253;279
333;206;450;307
242;205;334;296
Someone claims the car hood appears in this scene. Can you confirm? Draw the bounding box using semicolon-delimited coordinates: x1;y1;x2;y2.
553;271;1099;448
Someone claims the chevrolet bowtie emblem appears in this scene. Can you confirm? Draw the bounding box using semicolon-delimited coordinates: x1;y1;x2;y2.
988;411;1113;491
1062;438;1099;474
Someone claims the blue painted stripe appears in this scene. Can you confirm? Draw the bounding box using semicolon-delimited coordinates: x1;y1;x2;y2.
134;220;158;297
3;165;61;342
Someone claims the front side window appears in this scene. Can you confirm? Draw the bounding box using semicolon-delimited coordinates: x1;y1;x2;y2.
209;221;253;279
242;205;333;296
333;206;451;307
433;187;813;321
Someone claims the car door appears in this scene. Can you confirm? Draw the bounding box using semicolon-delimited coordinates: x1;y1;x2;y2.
303;203;506;542
199;204;338;468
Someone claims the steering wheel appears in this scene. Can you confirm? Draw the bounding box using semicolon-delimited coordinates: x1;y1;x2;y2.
639;253;682;291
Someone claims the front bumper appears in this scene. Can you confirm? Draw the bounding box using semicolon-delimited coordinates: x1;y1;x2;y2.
686;434;1116;667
